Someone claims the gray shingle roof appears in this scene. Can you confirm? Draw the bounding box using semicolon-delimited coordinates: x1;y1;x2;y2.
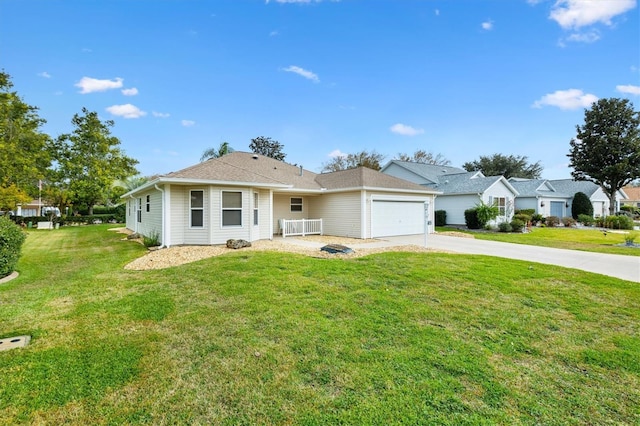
381;161;466;184
433;172;505;194
547;179;600;197
508;179;560;197
315;167;434;192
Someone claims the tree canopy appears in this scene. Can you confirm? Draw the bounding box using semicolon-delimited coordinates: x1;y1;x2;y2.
394;150;451;165
201;141;234;161
52;108;139;215
249;136;286;161
462;153;542;179
321;150;385;172
0;71;52;210
568;98;640;215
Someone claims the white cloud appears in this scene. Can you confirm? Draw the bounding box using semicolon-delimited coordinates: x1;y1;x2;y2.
38;71;51;78
121;87;139;96
282;65;320;83
532;89;598;110
328;149;346;158
481;20;493;30
152;111;170;118
435;9;440;16
106;104;147;119
390;123;425;136
269;30;279;36
564;30;601;43
617;84;640;95
550;0;637;29
181;120;196;127
75;77;123;94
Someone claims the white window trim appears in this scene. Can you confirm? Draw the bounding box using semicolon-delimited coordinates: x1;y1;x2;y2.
221;190;243;228
190;189;205;228
253;192;259;226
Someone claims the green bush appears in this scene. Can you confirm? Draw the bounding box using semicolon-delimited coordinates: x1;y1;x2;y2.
0;216;26;278
531;213;544;225
571;192;593;219
602;215;634;230
514;213;531;224
578;214;595;226
476;202;499;227
515;209;536;216
143;230;161;247
562;217;577;227
464;209;481;229
498;222;512;232
545;216;560;227
435;210;447;227
510;218;526;232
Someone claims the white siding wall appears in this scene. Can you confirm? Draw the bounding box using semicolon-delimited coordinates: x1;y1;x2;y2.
513;197;539;213
483;183;517;224
436;194;481;225
125;198;135;232
537;197;568;218
209;187;251;244
256;189;271;240
273;193;311;234
126;189;163;241
307;191;362;238
170;186;186;245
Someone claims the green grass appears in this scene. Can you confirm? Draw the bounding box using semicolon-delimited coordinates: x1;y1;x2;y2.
1;226;638;424
437;226;640;256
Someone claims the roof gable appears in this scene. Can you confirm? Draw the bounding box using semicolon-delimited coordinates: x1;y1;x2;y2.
315;167;436;192
380;161;466;185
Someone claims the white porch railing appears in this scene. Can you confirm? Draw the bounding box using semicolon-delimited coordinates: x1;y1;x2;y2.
280;218;323;238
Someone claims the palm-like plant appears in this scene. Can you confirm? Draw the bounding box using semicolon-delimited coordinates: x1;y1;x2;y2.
201;142;234;161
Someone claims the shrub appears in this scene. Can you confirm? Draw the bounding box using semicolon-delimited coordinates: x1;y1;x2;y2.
624;232;638;246
545;216;560;227
515;209;536;216
435;210;447;227
143;230;161;247
464;208;481;229
531;213;544;225
578;214;595;226
498;222;512;232
0;216;26;278
571;192;593;219
603;215;634;230
514;213;531;224
510;218;525;232
562;217;577;227
476;202;499;227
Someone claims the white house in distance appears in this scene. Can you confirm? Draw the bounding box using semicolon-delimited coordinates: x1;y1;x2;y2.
121;152;439;247
380;161;519;226
509;178;627;218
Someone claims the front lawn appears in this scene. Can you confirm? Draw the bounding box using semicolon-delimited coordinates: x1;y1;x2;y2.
1;226;638;424
438;226;640;256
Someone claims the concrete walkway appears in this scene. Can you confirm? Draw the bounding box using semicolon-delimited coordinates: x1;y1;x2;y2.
282;234;640;282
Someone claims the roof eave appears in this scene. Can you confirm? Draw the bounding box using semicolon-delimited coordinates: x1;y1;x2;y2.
120;177;292;198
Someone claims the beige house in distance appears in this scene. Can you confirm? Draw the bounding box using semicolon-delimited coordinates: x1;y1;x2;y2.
122;152;439;247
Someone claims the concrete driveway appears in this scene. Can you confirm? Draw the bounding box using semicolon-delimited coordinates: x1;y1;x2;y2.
378;234;640;283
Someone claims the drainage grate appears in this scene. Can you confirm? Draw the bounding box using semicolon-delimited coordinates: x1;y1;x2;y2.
0;335;31;352
320;244;354;254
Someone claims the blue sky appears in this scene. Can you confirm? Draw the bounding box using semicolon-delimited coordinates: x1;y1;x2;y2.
1;0;639;179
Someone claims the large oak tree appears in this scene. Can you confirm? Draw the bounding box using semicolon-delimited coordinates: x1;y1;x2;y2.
462;153;542;179
0;71;52;211
249;136;286;161
321;150;385;172
53;108;139;215
568;98;640;215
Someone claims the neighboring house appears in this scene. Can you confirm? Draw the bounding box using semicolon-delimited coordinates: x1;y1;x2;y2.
121;152;439;247
509;178;626;218
621;186;640;209
380;161;518;226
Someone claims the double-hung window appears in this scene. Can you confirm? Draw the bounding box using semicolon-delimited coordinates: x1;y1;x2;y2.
190;190;204;228
492;197;506;216
137;198;142;223
253;193;259;226
146;195;150;212
290;197;303;212
222;191;242;227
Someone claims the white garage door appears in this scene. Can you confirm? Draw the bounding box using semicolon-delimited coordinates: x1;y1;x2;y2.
372;200;425;237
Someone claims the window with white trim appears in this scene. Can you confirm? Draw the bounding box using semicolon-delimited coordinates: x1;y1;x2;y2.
146;195;150;212
492;196;506;216
253;193;259;226
190;190;204;228
137;198;142;223
222;191;242;227
290;197;303;212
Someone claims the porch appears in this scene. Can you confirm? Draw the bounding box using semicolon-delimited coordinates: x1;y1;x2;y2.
279;218;323;238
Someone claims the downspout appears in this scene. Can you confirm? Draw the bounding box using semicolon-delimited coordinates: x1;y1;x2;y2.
155;184;167;248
